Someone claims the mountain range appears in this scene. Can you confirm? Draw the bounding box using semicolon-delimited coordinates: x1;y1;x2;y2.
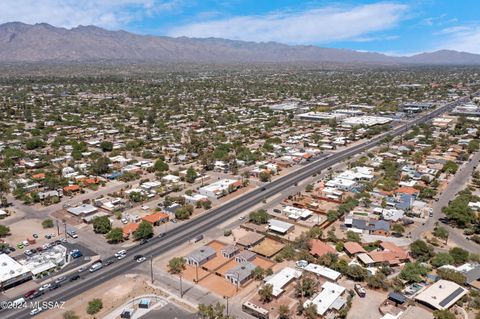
1;22;480;65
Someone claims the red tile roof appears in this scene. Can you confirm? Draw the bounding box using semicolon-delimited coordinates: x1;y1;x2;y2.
344;242;366;255
142;212;169;224
123;223;139;237
310;239;336;257
63;185;80;192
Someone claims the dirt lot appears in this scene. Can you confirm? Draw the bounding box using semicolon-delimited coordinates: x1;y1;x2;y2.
252;238;285;258
341;278;387;319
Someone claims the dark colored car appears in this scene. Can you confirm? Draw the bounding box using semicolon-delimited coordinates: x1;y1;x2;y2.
49;283;61;290
103;259;115;266
24;289;37;299
140;239;148;245
69;274;81;281
133;255;143;261
30;290;44;299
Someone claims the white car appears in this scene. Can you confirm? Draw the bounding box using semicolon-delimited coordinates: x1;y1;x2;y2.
136;256;147;263
121;218;128;224
38;283;51;291
30;307;43;316
141;205;149;210
115;250;127;258
117;254;127;260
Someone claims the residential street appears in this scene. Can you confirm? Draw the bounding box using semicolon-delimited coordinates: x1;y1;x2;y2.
412;150;480;254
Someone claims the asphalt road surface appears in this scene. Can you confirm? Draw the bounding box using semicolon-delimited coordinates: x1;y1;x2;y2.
0;96;468;319
411;150;480;253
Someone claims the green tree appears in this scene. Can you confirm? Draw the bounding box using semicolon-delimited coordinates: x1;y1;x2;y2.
154;158;169;172
345;265;368;281
441;161;459;174
449;247;469;265
92;216;111;234
251;266;266;280
433;309;455;319
133;221;153;240
366;272;388;290
185;167;197;183
168;257;186;274
431;252;454;268
304;303;318;319
436;268;467;285
91;156;111;175
197;302;233;319
106;228;124;243
346;231;361;243
410;240;434;262
399;262;428;283
249;209;270;224
99;141;113;152
295;276;317;298
433;226;449;243
41;219;54;229
278;304;290;319
259;284;274;303
86;298;103;315
391;224;405;236
0;225;10;237
62;311;80;319
259;171;271;182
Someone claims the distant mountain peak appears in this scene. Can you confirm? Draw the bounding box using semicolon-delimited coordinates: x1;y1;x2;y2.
0;22;479;64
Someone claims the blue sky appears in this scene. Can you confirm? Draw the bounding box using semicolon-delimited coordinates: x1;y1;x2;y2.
2;0;480;55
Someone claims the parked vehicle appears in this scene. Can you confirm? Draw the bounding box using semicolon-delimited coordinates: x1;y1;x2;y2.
354;284;366;297
24;289;36;299
69;274;80;281
89;262;103;273
193;234;204;242
49;283;61;290
54;276;67;284
67;229;78;239
115;250;127;258
30;307;43;316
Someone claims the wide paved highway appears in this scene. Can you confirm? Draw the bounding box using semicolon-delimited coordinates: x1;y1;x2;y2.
2;96;468;319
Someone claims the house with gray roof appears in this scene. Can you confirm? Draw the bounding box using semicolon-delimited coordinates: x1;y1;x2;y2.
235;250;256;264
185;246;216;266
221;245;239;259
225;262;256;286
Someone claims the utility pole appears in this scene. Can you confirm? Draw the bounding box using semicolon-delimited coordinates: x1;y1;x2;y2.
223;296;230;316
64;222;67;241
56;219;60;235
179;274;183;297
195;264;199;283
150;255;154;283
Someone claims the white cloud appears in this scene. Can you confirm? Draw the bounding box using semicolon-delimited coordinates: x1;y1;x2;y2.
168;3;408;44
0;0;182;29
438;24;480;53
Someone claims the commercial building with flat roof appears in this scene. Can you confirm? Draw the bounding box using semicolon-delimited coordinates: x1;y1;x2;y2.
0;253;32;289
268;219;294;234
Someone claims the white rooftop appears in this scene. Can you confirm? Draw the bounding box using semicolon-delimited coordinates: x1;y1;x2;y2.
304;281;346;315
264;267;302;297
